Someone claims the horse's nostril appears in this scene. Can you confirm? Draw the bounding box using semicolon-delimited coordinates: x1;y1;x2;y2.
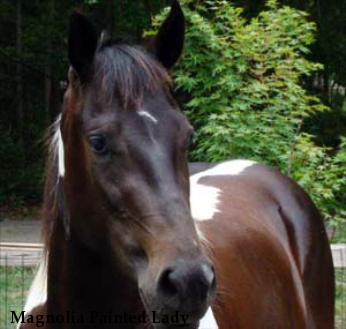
158;262;216;302
158;268;180;297
155;261;216;318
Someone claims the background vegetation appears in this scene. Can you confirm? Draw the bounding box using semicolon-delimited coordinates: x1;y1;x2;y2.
150;0;346;240
0;0;345;240
0;266;36;328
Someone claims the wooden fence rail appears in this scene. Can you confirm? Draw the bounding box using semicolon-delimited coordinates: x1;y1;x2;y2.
0;242;345;268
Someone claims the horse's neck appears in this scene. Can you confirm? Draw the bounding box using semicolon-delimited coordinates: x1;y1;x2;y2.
47;217;144;327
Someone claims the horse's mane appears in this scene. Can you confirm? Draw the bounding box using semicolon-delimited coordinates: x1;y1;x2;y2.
41;42;171;252
42;116;65;252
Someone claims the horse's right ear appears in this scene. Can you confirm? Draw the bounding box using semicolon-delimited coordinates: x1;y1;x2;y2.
68;10;98;81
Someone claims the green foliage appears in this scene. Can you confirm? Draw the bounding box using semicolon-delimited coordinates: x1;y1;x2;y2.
335;268;346;328
150;0;346;238
0;130;44;204
292;136;346;240
0;130;23;203
0;266;37;328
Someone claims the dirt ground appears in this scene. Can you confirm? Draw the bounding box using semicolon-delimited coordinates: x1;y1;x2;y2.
0;218;42;243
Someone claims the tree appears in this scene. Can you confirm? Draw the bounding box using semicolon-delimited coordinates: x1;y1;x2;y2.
231;0;346;148
150;0;346;239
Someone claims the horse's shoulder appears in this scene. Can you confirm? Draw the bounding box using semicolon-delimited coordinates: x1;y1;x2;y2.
189;159;310;207
191;159;328;276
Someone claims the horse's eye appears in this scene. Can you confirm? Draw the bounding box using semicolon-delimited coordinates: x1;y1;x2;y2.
88;135;108;155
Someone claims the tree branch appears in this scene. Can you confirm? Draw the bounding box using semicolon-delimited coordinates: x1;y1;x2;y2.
0;49;55;79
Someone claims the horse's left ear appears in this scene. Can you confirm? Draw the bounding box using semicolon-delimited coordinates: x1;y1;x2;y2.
154;0;185;69
68;10;98;81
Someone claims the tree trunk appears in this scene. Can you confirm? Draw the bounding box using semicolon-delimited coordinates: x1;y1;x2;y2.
16;0;24;156
322;71;330;105
106;0;115;37
44;0;54;126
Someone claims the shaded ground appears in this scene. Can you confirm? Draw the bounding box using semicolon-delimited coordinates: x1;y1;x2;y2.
0;219;41;244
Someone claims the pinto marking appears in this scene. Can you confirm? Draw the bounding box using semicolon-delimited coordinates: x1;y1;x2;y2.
190;184;221;222
190;160;256;221
138;110;158;124
192;160;256;328
199;307;218;329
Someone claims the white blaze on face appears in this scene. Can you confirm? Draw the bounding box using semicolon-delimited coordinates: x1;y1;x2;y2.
190;160;256;221
137;110;158;124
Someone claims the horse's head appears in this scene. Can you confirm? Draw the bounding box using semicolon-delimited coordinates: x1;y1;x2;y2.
59;1;215;326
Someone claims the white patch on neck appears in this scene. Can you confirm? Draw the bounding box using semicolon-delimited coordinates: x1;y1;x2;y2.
20;258;47;324
52;114;65;177
138;110;158;124
197;160;256;177
190;160;256;221
190;183;221;221
199;307;218;329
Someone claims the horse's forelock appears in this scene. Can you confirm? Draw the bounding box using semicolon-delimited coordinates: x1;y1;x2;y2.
94;44;171;108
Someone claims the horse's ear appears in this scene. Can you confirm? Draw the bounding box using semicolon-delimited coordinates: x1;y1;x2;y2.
154;0;185;69
68;10;98;80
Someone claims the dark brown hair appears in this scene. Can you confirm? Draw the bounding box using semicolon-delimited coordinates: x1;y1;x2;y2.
93;43;171;108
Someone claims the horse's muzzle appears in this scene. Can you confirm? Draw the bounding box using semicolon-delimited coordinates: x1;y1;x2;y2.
144;257;216;325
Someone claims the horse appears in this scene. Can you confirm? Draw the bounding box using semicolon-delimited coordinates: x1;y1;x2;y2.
19;1;334;329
